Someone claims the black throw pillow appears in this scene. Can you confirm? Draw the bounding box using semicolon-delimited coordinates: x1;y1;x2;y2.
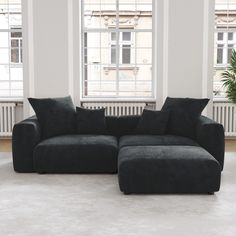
28;96;76;139
135;109;170;135
161;97;209;138
76;107;107;134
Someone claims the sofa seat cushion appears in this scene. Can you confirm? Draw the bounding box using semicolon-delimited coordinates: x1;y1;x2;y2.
118;146;221;194
119;135;199;149
33;135;118;173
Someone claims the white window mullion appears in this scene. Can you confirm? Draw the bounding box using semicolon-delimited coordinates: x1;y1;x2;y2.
116;0;119;98
8;3;11;98
99;1;102;96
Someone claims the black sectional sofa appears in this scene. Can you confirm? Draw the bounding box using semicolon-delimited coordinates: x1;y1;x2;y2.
12;114;224;194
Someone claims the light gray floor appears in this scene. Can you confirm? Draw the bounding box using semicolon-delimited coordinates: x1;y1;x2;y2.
0;152;236;236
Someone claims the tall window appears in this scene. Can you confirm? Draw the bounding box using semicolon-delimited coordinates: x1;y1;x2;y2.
82;0;153;98
214;0;236;98
0;0;23;98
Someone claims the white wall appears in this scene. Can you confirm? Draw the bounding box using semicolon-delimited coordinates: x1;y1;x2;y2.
22;0;215;118
156;0;215;117
33;0;69;98
168;0;204;97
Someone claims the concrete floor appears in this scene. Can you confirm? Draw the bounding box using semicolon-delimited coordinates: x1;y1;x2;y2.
0;150;236;236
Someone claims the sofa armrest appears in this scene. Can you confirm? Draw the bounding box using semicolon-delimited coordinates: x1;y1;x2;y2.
12;116;41;172
196;115;225;170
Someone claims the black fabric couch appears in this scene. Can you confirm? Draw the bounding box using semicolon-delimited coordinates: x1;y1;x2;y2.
12;115;224;194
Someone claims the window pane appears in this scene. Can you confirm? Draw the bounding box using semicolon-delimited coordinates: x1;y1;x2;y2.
228;32;234;41
86;48;100;64
217;47;223;64
136;65;152;81
136;48;152;64
123;32;131;41
111;32;116;41
85;64;101;81
136;81;152;93
0;81;10;89
86;32;100;47
119;81;135;92
119;70;135;81
0;65;9;80
119;4;136;11
11;31;22;38
84;3;116;29
10;67;22;80
101;67;116;81
10;89;22;97
228;44;234;64
87;81;101;96
217;32;224;40
9;0;22;4
136;32;152;47
111;46;116;64
101;32;114;47
9;4;22;26
11;39;19;47
0;48;9;63
0;32;9;47
136;2;152;12
0;5;9;29
0;90;10;97
119;0;136;3
11;81;22;89
86;32;111;48
11;48;19;63
100;81;116;92
122;45;131;64
118;92;136;97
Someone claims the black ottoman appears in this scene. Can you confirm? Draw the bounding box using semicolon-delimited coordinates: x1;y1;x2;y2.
118;146;221;194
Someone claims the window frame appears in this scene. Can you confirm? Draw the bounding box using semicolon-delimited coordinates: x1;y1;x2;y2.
110;31;134;65
10;28;23;64
0;2;23;99
215;30;236;67
81;0;154;100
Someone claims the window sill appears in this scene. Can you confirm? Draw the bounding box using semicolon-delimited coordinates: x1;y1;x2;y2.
80;97;156;103
0;98;23;103
214;65;229;69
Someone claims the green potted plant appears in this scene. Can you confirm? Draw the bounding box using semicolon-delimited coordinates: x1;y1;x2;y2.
222;49;236;104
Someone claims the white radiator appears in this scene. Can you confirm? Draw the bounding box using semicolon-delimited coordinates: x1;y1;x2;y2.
213;100;236;137
0;103;16;137
82;102;150;116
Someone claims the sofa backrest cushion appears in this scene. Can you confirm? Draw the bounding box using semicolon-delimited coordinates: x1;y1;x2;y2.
28;96;76;139
76;107;107;134
135;109;170;135
106;115;140;137
161;97;209;139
